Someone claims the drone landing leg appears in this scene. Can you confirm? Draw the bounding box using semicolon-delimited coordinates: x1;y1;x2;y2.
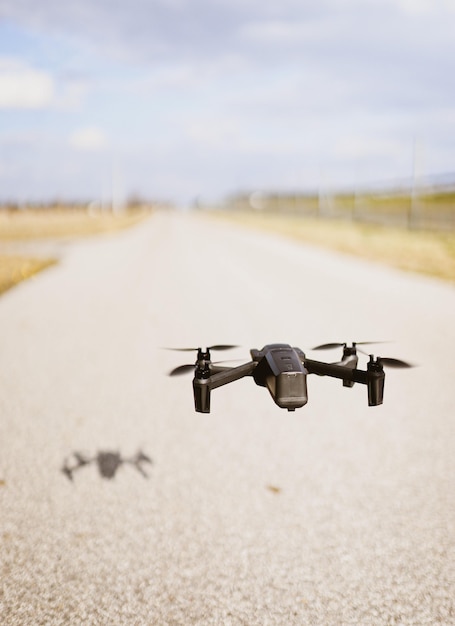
193;378;211;413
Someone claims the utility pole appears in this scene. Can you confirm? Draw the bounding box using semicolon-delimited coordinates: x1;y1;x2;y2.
410;137;421;229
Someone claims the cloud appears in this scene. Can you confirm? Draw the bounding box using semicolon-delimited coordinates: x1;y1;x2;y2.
393;0;455;14
69;126;109;151
333;136;404;160
1;0;455;202
237;17;343;45
0;57;55;108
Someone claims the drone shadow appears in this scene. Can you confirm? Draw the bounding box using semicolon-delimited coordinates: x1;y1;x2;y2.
62;450;153;481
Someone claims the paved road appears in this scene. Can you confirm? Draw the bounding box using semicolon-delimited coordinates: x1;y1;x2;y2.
1;211;454;625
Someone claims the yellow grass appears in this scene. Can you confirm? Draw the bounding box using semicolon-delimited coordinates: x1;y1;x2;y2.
209;210;455;283
0;207;152;295
0;207;151;240
0;255;57;295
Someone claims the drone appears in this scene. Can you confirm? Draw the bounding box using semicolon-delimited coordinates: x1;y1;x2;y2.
168;342;413;413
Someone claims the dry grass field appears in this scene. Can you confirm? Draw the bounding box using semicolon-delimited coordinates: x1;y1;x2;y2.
0;255;58;295
0;207;151;295
0;207;150;240
210;210;455;283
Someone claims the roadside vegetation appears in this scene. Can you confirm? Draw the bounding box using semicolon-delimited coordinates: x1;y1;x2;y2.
0;205;151;240
0;205;152;295
209;207;455;283
0;256;58;295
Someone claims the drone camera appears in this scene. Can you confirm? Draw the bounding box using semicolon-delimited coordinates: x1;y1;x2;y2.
274;370;308;410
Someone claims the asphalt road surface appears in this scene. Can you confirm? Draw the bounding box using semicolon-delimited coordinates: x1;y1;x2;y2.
1;211;454;625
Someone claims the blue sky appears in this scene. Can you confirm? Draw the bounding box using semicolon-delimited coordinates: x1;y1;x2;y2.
0;0;454;206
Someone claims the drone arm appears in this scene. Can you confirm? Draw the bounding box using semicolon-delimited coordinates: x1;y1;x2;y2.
305;358;366;382
193;361;257;413
304;358;384;406
125;451;153;478
61;452;94;481
332;353;358;387
208;361;257;389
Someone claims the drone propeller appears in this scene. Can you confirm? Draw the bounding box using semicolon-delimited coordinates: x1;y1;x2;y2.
166;345;239;376
165;344;239;352
168;358;242;377
311;341;389;351
169;364;195;376
375;357;413;369
311;341;413;368
354;347;414;368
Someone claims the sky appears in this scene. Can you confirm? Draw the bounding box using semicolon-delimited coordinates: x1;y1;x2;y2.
0;0;454;206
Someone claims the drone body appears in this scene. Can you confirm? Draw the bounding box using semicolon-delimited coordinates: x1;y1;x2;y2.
169;342;411;413
251;344;308;410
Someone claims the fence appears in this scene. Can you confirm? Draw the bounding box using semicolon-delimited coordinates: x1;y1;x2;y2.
225;188;455;232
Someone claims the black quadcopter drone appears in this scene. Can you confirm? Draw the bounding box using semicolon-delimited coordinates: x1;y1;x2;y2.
168;342;412;413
